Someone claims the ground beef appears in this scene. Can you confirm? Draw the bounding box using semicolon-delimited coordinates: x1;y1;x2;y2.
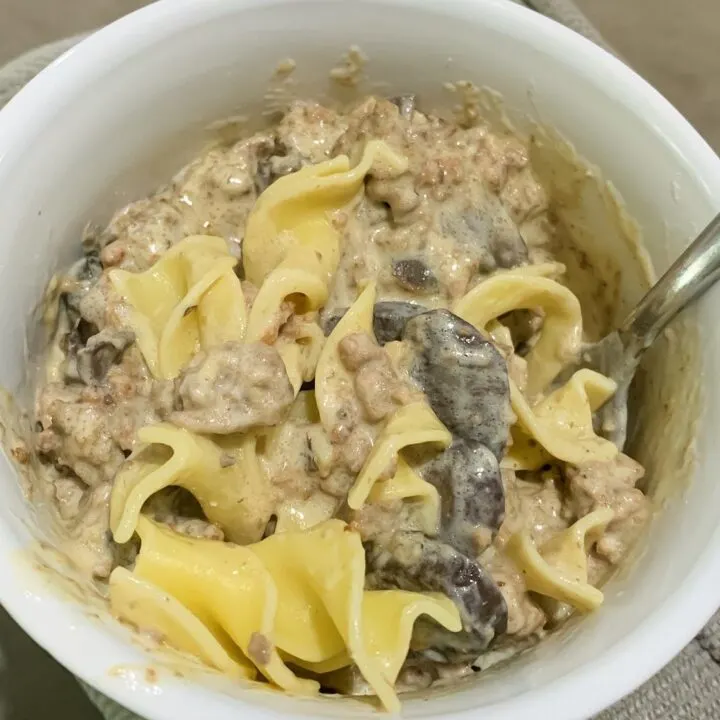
337;332;412;422
36;385;132;487
170;341;294;434
566;454;649;565
487;552;546;638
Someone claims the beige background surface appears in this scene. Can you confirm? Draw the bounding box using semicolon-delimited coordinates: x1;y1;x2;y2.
0;1;716;719
1;0;719;150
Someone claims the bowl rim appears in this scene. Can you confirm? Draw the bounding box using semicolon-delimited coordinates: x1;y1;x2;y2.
1;0;720;719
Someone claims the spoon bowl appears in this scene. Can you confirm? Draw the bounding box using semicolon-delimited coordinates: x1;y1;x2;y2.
555;212;720;448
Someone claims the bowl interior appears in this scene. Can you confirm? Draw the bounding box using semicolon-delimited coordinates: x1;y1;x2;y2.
0;1;719;719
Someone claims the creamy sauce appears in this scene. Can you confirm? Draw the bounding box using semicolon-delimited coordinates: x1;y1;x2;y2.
25;95;652;694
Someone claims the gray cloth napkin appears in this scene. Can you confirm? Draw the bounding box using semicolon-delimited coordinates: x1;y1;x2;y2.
0;4;718;719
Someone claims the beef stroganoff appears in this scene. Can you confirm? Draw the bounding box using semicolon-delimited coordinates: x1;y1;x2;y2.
33;96;649;710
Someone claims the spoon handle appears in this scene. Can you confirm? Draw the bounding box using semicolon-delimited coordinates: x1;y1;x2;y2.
618;212;720;357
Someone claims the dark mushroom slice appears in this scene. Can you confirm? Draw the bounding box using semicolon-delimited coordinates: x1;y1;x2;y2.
403;309;511;459
366;531;507;661
65;328;136;385
60;298;98;354
60;251;104;352
81;223;107;254
76;251;103;281
391;257;438;294
500;308;541;356
417;439;504;557
373;301;428;344
262;514;278;539
440;200;529;273
250;135;281;195
254;139;304;195
60;270;104;380
321;300;427;343
388;94;417;120
61;252;103;320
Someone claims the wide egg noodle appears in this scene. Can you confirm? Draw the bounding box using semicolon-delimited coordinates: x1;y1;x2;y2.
259;391;338;534
249;520;364;670
110;423;273;546
252;522;460;710
243;142;406;392
111;517;460;712
259;389;319;453
354;591;460;687
279;319;326;393
243;141;408;287
507;508;615;611
348;402;452;510
506;369;619;469
264;386;439;536
184;242;248;350
496;261;567;280
118;516;316;695
274;493;338;535
315;280;377;434
245;246;328;394
245;245;328;344
313;281;451;513
294;590;461;687
109;235;246;379
453;271;582;397
368;456;441;536
109;567;253;678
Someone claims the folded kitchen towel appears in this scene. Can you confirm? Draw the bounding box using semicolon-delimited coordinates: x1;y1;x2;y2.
0;4;717;720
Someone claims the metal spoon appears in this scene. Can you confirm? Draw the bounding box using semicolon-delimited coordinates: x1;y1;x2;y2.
554;212;720;450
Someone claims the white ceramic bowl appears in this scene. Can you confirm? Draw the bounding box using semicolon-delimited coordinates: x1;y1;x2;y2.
0;1;719;718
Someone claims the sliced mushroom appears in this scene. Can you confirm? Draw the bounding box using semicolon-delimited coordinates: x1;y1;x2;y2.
262;515;278;539
61;253;102;320
366;531;507;660
60;251;104;357
403;309;511;459
440;201;529;273
388;94;417;120
65;328;135;385
253;139;304;194
248;135;281;195
418;439;504;556
322;300;427;343
373;301;429;344
500;309;542;355
391;257;438;294
81;223;106;254
321;307;348;338
60;303;98;354
75;252;103;283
